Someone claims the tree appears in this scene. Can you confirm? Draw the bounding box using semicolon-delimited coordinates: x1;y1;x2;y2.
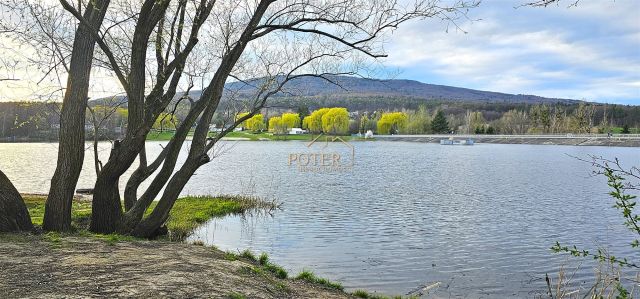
245;114;265;132
42;0;112;232
303;108;330;133
498;109;528;134
296;105;310;125
269;116;286;135
431;110;449;133
3;0;479;236
465;111;484;134
377;112;407;134
281;113;300;131
153;113;178;131
0;170;33;232
622;124;631;134
403;106;431;134
359;113;369;134
570;103;595;133
321;108;349;135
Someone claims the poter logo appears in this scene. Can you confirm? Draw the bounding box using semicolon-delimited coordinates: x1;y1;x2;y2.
288;134;354;172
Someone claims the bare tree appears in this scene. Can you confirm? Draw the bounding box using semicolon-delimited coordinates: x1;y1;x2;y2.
1;0;478;235
86;95;127;176
522;0;580;7
42;0;113;232
1;0;113;231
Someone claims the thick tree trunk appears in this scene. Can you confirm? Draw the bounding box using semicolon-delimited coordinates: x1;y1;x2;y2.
0;170;33;232
43;0;111;232
128;2;271;237
89;139;142;233
90;0;171;234
131;160;201;237
118;100;207;234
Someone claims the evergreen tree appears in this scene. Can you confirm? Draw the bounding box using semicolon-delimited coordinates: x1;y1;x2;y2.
431;110;449;133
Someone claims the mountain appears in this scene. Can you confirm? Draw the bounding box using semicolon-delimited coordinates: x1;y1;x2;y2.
93;75;580;111
220;75;578;104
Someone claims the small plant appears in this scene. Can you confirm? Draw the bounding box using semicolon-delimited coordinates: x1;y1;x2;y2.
227;292;247;299
264;263;288;279
240;249;257;262
550;156;640;297
296;270;343;291
43;231;62;244
224;251;238;261
258;252;269;265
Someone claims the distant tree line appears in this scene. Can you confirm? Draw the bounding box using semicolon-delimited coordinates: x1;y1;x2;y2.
0;100;638;141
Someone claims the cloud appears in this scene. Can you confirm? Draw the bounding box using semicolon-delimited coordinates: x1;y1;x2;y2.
383;0;640;104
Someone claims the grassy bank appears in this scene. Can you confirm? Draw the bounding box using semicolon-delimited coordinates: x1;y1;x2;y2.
23;194;278;240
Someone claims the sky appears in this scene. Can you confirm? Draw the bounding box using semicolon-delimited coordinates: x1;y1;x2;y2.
383;0;640;105
0;0;638;104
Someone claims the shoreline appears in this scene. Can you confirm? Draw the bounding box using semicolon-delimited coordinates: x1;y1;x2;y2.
0;234;352;299
374;135;640;147
2;134;638;147
0;195;388;298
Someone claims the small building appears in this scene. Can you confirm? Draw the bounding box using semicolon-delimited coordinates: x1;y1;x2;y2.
289;128;306;135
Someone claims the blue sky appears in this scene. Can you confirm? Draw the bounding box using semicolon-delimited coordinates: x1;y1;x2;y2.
382;0;640;105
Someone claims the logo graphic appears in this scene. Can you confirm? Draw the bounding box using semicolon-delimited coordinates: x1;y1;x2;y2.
288;134;354;172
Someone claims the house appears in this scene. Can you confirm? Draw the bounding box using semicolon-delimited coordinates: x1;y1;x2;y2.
289;128;306;135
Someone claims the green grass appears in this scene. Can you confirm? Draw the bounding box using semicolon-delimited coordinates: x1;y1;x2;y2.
151;195;272;240
25;194;277;241
609;127;640;134
146;130;178;141
295;270;343;291
227;292;247;299
255;252;288;279
24;195;91;228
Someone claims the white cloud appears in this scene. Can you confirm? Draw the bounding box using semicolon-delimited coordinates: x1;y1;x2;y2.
382;0;640;103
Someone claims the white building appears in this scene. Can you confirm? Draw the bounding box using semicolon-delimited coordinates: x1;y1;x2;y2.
289;128;306;135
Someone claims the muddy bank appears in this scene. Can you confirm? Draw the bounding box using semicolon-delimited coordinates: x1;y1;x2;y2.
376;136;640;147
0;234;351;299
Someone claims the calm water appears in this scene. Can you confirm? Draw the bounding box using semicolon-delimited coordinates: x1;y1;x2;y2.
1;141;638;298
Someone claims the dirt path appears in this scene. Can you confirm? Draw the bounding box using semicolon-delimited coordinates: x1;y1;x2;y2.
0;234;352;298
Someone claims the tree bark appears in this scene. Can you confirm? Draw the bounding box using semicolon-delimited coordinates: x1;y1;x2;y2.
130;0;272;237
90;0;171;234
0;170;33;232
43;0;111;232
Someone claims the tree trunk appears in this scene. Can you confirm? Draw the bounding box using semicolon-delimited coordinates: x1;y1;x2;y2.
0;170;33;232
43;0;111;232
131;160;200;237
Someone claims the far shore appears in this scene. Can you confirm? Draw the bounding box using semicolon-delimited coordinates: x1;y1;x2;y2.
374;134;640;147
2;132;639;147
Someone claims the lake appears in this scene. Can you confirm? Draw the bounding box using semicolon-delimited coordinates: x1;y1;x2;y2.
1;141;638;298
